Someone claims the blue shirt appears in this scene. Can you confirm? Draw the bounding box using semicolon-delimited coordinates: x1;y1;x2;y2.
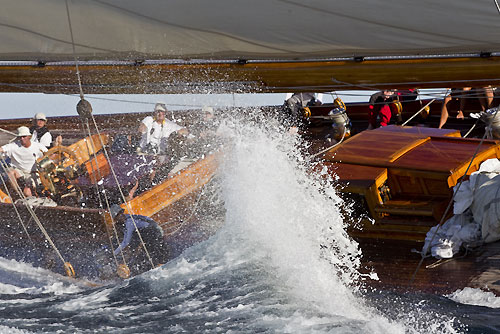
114;215;157;255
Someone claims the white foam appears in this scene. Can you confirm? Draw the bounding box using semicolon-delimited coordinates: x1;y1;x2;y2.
215;115;409;332
55;287;112;312
0;257;83;295
0;325;32;334
448;287;500;308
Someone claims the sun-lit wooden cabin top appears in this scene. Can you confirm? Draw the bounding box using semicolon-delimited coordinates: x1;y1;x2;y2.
324;125;500;188
318;126;500;239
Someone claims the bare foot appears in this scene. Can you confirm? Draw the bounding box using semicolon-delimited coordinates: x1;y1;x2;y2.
457;111;464;120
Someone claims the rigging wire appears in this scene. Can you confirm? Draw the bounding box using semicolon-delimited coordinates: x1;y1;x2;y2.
409;107;500;284
64;0;155;270
87;112;156;269
310;126;347;159
64;0;84;100
80;122;126;269
401;99;435;126
165;182;207;236
463;119;480;138
0;157;34;244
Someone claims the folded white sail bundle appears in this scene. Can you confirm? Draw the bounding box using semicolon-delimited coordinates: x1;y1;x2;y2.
423;159;500;258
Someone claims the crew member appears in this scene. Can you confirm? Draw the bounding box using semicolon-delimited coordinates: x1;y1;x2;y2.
110;204;168;267
367;90;396;129
138;102;188;154
30;113;62;148
0;126;47;197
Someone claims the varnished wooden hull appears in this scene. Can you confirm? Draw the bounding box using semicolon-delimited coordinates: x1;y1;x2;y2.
0;150;222;280
0;203;108;277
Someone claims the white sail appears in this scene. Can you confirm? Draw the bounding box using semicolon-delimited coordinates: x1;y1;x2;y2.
1;0;499;62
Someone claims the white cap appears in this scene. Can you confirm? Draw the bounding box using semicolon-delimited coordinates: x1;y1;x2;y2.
34;112;47;121
16;126;31;137
154;103;167;113
201;106;214;114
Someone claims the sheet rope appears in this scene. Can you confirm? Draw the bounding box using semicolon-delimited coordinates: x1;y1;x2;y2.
0;155;73;276
64;0;156;271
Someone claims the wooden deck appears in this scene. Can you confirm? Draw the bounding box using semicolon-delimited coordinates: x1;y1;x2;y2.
358;238;500;295
311;125;500;294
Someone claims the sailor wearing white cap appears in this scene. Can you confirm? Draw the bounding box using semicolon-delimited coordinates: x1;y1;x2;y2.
138;102;188;154
30;112;53;148
0;126;47;197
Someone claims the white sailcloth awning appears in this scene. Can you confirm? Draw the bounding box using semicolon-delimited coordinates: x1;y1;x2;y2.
1;0;500;61
1;0;500;93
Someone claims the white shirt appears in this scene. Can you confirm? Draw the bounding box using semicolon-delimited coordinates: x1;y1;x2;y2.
140;116;182;151
2;141;47;173
31;129;52;148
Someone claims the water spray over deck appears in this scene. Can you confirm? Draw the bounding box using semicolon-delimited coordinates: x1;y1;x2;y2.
207;110;413;332
0;109;465;333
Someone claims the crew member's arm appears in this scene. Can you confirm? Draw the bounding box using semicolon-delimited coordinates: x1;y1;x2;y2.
177;127;189;136
457;87;471;119
138;123;148;134
438;89;452;129
0;143;12;155
114;217;135;255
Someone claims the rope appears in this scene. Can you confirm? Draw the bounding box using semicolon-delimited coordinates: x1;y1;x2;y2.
310;126;347;159
0;155;70;271
80;120;124;268
0;156;33;244
77;119;127;275
0;127;16;136
463;119;480;138
409;108;499;283
401;99;435;126
63;0;155;270
89;113;156;269
64;0;84;100
165;182;207;236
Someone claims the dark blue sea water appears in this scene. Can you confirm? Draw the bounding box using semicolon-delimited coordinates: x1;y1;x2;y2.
0;116;499;333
